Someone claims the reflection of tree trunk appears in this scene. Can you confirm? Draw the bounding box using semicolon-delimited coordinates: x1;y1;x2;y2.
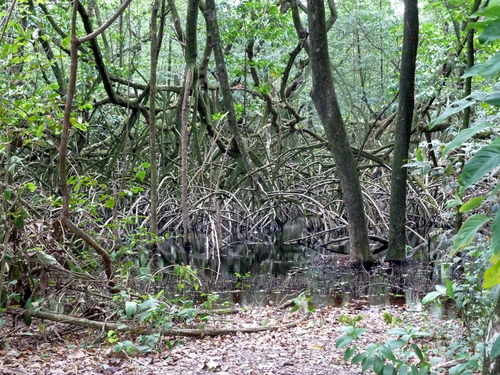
387;0;418;262
306;0;372;266
484;292;500;375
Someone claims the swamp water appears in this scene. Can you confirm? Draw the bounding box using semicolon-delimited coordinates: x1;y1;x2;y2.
153;222;452;317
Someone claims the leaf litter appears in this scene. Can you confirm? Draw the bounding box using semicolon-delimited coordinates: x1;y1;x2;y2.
0;303;460;375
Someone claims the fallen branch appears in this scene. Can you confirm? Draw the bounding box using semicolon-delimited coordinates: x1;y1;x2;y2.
23;306;310;337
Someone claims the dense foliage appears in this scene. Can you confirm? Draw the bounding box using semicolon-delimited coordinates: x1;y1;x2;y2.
0;0;498;373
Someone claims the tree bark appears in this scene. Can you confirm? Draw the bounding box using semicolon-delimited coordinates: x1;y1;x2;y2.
57;0;132;291
306;0;373;265
204;0;259;189
149;0;160;237
484;290;500;375
387;0;419;261
179;0;200;249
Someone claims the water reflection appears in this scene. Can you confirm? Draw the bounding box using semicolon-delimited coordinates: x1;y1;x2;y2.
155;225;451;317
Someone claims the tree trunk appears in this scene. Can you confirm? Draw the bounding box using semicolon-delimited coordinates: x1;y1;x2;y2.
306;0;372;265
149;0;160;237
204;0;259;189
180;0;200;250
484;291;500;375
387;0;419;261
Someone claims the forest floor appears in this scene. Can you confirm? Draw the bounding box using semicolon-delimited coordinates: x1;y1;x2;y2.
0;302;462;375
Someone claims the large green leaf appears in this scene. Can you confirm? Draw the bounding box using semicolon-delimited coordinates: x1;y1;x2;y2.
491;336;500;359
492;210;500;255
441;122;492;158
462;52;500;78
428;98;476;129
459;197;485;212
421;290;444;304
336;334;354;349
479;18;500;43
125;301;137;319
482;91;500;106
473;4;500;19
461;137;500;189
483;259;500;289
452;214;491;255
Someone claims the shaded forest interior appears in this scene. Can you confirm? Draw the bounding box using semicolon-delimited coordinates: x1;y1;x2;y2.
0;0;499;373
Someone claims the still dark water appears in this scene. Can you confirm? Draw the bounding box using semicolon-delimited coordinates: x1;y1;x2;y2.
154;224;451;317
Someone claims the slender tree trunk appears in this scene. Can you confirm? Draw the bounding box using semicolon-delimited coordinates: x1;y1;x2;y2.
56;0;133;291
180;0;200;249
149;0;160;237
204;0;259;189
455;23;476;231
306;0;372;265
387;0;419;262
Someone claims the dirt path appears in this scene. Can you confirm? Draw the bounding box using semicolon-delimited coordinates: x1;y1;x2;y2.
0;304;450;375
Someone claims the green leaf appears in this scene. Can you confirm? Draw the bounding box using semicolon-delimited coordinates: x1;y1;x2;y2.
445;278;455;298
461;138;500;189
462;52;500;78
136;170;146;182
34;124;45;138
446;196;463;209
3;189;12;200
399;363;408;375
483;91;500;107
491;336;500;359
35;252;58;265
70;117;88;131
411;343;425;362
24;182;37;192
336;334;353;349
352;352;367;364
428;98;476;129
362;355;375;372
459;197;486;212
387;339;405;350
105;197;115;209
441;122;492;158
435;284;447;294
383;363;395;375
484;259;500;289
14;214;25;228
23;312;32;326
125;301;137;319
421;291;443;304
452;214;490;255
472;5;500;19
493;210;500;255
387;328;408;336
479;19;500;43
415;148;424;162
139;298;158;311
343;346;357;360
380;345;397;361
373;356;384;374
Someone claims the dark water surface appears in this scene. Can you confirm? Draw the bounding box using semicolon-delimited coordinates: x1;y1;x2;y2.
156;225;451;317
